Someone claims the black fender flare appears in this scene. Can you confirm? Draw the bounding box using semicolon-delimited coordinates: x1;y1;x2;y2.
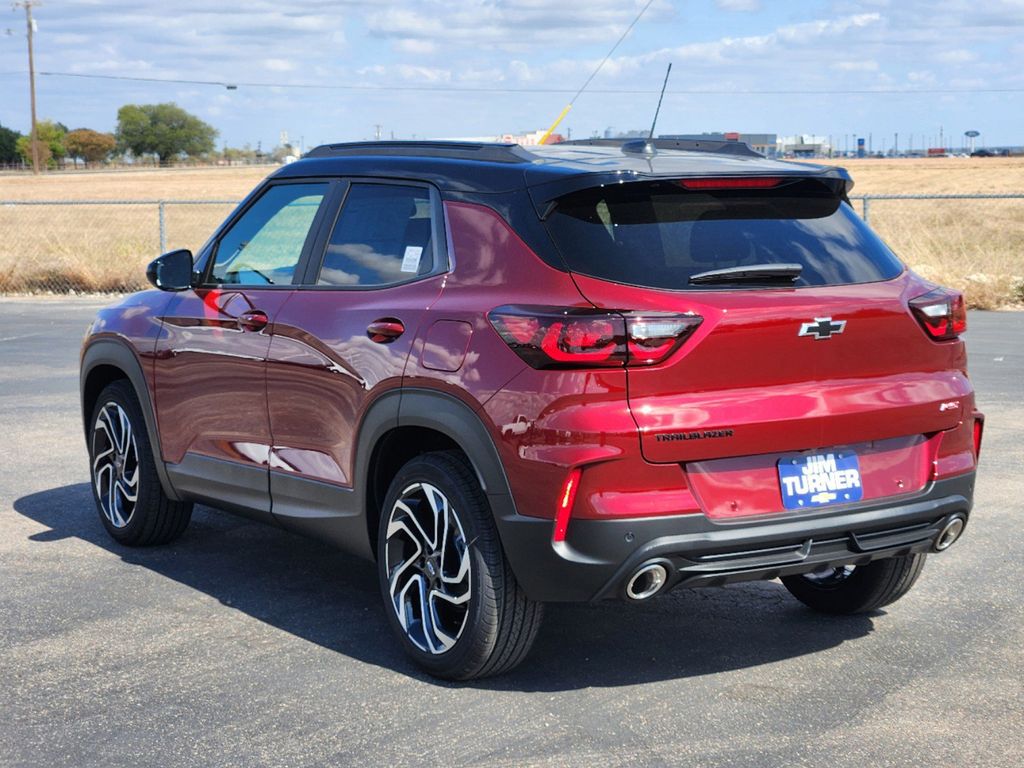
387;389;555;599
80;338;181;501
395;388;514;497
360;391;536;573
353;386;521;538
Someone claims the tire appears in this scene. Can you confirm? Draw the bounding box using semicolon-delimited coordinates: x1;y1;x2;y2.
781;553;927;614
88;380;192;546
377;450;543;680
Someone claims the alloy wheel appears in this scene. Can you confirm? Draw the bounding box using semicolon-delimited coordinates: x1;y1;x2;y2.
384;482;472;654
91;402;140;529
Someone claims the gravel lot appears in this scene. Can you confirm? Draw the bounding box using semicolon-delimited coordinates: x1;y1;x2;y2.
1;297;1021;768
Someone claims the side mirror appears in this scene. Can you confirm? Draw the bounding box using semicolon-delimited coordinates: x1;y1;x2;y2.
146;249;194;291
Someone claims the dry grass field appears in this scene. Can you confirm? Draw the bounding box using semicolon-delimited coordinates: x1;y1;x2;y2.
832;157;1024;309
0;157;1022;306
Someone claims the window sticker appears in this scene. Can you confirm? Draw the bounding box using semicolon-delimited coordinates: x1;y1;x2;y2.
400;245;423;273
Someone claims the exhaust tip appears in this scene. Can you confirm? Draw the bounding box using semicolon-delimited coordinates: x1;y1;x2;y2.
625;563;669;601
934;515;966;552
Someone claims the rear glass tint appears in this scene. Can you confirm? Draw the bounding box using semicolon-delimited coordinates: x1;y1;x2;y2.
543;179;903;289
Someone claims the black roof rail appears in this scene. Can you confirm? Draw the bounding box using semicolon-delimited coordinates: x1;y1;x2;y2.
304;141;535;164
561;138;764;158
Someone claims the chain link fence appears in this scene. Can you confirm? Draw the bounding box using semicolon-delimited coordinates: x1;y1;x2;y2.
1;195;1022;306
0;200;237;293
849;194;1024;308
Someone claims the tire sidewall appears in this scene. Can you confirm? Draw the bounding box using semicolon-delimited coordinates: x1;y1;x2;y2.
376;454;500;678
782;553;926;614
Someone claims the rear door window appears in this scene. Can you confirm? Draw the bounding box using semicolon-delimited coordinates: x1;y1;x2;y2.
543;179;903;290
316;184;436;287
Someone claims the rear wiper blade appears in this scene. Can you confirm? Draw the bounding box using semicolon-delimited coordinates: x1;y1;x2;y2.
688;263;803;285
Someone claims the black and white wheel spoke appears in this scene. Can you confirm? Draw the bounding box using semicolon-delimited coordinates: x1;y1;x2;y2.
91;403;140;529
385;482;471;654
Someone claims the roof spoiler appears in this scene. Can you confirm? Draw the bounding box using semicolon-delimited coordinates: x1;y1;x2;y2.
304;141;534;164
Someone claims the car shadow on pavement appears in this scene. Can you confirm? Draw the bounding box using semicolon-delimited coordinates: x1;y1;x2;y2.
15;483;877;691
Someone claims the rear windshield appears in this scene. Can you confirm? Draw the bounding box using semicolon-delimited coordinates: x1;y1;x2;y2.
542;179;903;289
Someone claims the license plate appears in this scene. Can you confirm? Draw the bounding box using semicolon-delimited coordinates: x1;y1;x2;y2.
778;451;863;510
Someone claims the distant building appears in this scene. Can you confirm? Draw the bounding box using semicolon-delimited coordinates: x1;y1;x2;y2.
500;130;565;146
442;130;564;145
778;134;832;158
603;128;648;139
659;132;778;158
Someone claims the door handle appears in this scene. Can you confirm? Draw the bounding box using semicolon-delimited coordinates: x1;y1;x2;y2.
367;319;405;343
238;310;269;332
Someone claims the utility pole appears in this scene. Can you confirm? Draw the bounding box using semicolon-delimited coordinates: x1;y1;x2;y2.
373;124;382;141
14;1;40;174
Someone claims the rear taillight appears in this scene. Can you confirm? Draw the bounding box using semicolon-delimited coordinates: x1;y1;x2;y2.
488;306;702;369
909;288;967;341
973;415;984;460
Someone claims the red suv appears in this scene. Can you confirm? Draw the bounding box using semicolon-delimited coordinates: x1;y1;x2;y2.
80;139;983;679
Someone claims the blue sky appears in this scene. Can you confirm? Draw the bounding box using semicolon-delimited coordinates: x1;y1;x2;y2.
1;0;1022;150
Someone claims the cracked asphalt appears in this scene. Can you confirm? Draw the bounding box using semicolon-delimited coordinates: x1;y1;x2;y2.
1;297;1021;767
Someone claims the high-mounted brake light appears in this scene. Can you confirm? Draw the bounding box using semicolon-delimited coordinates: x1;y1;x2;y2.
909;288;967;341
678;177;782;190
488;306;702;369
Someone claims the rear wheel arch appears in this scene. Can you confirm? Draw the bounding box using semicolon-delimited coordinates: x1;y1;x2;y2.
359;388;516;557
80;339;180;501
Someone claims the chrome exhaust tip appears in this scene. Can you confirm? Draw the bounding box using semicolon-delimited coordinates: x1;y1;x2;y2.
625;563;669;601
934;515;966;552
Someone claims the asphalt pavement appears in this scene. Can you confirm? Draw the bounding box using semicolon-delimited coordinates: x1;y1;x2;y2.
1;297;1021;768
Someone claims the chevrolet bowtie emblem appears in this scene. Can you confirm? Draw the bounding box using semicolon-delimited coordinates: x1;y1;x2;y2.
798;317;846;340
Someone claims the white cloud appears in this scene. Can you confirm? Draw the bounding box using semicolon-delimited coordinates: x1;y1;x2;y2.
949;77;987;88
366;0;674;50
832;60;879;72
578;13;884;73
263;59;296;72
935;49;977;64
394;39;437;55
715;0;761;11
1;0;1020;149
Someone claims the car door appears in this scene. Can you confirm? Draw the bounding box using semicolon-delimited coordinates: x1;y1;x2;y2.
264;180;449;552
154;180;337;522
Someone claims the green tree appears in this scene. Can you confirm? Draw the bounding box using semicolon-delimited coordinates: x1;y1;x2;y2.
65;128;117;166
116;103;218;164
15;135;52;168
14;120;66;168
15;120;66;167
0;124;21;164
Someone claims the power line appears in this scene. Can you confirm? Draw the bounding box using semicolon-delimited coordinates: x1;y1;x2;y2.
538;0;655;143
8;69;1023;96
570;0;655;104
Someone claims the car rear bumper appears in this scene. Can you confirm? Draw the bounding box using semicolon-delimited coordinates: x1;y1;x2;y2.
492;472;975;602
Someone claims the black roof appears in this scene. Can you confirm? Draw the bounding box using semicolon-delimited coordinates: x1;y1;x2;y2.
275;140;852;198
